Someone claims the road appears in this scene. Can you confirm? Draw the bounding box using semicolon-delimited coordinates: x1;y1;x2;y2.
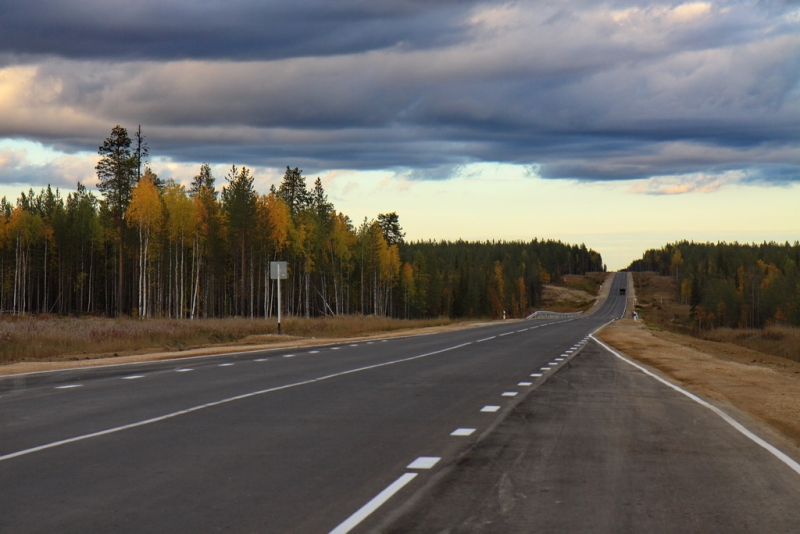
1;272;799;533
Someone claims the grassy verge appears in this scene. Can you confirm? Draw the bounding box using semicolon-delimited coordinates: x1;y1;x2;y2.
0;315;457;365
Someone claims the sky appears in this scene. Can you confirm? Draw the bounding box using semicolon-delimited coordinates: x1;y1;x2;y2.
0;0;798;269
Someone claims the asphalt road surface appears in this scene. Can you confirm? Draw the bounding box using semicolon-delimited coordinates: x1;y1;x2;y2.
2;272;799;533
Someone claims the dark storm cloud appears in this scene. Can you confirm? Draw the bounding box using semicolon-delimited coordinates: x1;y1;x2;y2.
0;0;484;60
0;0;799;185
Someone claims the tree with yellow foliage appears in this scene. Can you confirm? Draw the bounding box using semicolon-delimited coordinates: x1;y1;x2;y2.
126;170;163;318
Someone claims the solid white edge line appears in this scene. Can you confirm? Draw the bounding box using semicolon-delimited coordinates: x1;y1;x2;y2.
590;334;800;477
328;473;418;534
1;342;473;462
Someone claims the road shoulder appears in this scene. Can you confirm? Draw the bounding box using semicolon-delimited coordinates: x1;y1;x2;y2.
596;320;800;454
377;340;800;533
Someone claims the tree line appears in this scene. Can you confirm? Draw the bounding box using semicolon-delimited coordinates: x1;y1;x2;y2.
627;241;800;329
0;125;603;320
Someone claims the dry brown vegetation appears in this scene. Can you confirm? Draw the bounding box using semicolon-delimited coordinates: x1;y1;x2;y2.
701;326;800;364
553;272;606;296
0;315;456;365
632;271;800;363
536;272;607;313
631;272;692;330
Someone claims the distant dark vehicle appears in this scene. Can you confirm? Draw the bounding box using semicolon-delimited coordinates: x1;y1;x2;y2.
619;288;626;295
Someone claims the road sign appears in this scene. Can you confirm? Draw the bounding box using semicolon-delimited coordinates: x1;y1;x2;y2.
270;261;288;280
270;261;287;335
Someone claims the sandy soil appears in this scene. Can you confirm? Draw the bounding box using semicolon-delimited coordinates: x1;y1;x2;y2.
0;320;503;377
597;320;800;451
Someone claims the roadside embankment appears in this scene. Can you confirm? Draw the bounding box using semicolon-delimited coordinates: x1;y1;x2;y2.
0;316;490;376
597;320;800;450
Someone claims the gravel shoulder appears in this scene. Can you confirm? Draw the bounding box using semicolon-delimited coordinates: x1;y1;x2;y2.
596;319;800;452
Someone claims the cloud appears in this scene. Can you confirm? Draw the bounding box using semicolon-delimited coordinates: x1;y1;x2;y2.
626;170;749;195
0;144;96;189
0;1;485;61
0;0;798;187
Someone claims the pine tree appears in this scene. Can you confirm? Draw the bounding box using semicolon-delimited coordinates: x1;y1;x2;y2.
222;165;257;315
277;167;312;215
133;125;150;183
190;163;216;197
96;125;135;315
377;212;405;246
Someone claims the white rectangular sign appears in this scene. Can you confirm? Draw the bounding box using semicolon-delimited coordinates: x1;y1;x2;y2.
270;261;288;280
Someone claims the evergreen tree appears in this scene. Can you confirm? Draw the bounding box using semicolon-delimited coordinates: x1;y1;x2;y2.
133;125;150;183
377;212;405;246
96;125;135;315
222;165;257;315
190;163;216;197
277;166;312;215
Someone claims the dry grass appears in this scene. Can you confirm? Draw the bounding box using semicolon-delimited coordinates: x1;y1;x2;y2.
553;272;606;296
0;315;456;365
701;326;800;364
539;284;595;313
631;272;692;331
535;272;608;313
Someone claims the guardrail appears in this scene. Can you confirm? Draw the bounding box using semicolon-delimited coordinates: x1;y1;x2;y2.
526;310;583;320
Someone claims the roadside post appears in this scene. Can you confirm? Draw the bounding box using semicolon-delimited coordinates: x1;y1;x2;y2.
270;261;288;335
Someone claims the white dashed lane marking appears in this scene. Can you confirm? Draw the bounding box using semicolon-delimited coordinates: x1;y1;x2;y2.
407;457;441;469
331;347;341;350
218;363;234;367
329;473;418;534
481;405;501;412
499;332;513;337
55;385;82;389
121;375;144;380
308;351;320;354
175;368;193;372
530;373;543;377
540;367;551;371
451;428;476;436
254;358;268;362
501;391;518;397
283;354;296;358
518;382;532;386
476;336;496;342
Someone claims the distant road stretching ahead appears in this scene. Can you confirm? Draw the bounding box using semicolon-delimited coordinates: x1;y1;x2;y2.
2;273;799;533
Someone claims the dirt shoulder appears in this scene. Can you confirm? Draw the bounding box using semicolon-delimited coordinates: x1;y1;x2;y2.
597;320;800;452
0;320;498;377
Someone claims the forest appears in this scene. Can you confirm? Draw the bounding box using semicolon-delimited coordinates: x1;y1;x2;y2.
0;126;604;321
627;241;800;328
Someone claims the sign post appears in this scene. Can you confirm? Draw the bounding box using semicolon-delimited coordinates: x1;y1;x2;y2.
270;261;288;335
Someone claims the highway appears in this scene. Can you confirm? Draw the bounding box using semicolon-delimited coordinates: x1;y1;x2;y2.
2;272;799;533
